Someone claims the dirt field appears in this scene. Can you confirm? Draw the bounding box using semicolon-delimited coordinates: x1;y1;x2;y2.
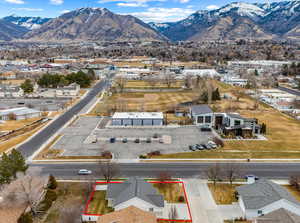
125;80;184;89
0;117;40;131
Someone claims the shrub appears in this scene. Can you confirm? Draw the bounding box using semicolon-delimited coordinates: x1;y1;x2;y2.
178;196;185;202
147;151;161;156
213;137;224;147
139;155;147;159
45;189;57;202
47;175;58;190
18;213;33;223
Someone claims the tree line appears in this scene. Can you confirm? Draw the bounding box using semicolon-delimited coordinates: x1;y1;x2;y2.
37;69;96;88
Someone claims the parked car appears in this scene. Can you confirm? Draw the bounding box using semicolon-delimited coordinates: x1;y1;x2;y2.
196;144;204;150
78;169;92;175
146;138;151;143
122;138;128;143
189;145;197;151
244;175;259;180
208;141;217;149
159;138;164;143
134;138;140;143
205;144;212;149
201;144;207;149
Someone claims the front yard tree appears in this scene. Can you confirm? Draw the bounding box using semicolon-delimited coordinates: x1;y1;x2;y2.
9;149;28;179
47;175;58;190
205;164;221;186
98;161;119;182
224;164;241;185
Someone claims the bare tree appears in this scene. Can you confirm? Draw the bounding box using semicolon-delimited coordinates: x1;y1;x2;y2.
205;164;221;186
223;164;241;185
184;75;193;89
146;76;158;89
98;161;119;182
0;173;46;216
115;77;127;93
164;73;175;88
168;205;178;221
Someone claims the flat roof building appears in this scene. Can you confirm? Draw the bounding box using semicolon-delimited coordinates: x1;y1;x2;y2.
0;107;41;121
112;112;164;126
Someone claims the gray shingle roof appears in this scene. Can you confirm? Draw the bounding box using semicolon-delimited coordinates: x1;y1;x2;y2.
227;113;244;119
191;105;213;115
106;178;164;208
256;208;300;223
236;179;300;209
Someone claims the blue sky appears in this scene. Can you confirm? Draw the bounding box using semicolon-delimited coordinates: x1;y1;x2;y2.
0;0;274;22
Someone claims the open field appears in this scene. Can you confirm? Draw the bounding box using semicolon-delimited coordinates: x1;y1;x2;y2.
208;184;239;205
0;117;40;131
91;90;197;115
86;191;114;215
153;183;186;203
125;80;184;89
0;122;47;153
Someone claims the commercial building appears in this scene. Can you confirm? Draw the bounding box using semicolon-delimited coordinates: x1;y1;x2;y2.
111;112;164;126
0;107;41;121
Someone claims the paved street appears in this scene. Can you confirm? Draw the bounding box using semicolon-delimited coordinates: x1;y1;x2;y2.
31;162;300;180
17;79;111;158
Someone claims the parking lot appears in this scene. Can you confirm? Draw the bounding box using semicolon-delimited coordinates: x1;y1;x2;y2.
50;116;214;159
0;98;70;111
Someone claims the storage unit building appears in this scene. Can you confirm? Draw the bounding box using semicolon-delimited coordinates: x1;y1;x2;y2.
112;112;164;126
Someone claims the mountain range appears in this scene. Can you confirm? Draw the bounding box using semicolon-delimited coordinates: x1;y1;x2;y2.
0;0;299;42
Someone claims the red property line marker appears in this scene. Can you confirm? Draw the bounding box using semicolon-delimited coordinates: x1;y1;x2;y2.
83;181;193;222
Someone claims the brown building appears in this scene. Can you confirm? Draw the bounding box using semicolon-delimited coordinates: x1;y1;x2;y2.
97;206;157;223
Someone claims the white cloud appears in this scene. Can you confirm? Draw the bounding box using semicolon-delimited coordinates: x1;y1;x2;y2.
179;0;189;3
117;2;148;7
4;0;25;4
206;5;219;10
13;7;44;11
50;0;63;5
98;0;165;4
129;7;194;22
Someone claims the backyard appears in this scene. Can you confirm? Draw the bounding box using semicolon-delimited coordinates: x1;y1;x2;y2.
153;182;186;203
86;191;114;215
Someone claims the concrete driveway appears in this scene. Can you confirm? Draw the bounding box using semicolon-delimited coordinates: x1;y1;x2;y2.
218;204;243;220
184;179;223;223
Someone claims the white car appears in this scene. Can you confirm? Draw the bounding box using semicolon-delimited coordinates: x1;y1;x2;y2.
78;169;92;175
208;141;217;148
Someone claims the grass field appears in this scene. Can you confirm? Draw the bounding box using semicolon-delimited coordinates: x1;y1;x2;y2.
91;91;198;115
0;117;40;131
208;183;240;205
125;80;184;89
153;183;186;203
86;191;114;215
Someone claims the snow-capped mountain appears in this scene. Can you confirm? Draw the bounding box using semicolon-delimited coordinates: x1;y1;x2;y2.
3;15;51;30
24;8;166;42
157;0;300;42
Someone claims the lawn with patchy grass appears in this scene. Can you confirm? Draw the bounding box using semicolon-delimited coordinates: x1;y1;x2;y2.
285;185;300;202
86;191;114;215
91;91;198;115
153;183;186;203
125;80;184;89
208;183;240;205
0;117;41;131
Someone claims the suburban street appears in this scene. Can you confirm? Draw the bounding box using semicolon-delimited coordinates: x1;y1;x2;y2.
31;162;300;179
17;78;111;158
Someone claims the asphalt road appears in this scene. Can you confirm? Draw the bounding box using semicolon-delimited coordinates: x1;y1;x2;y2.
31;162;300;180
17;79;110;158
278;86;300;97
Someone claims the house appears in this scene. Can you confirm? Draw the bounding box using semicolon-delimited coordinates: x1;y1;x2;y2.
0;85;24;98
111;112;164;126
253;208;300;223
190;105;214;128
55;83;80;97
236;179;300;219
106;178;165;216
0;107;41;121
222;76;248;87
97;206;157;223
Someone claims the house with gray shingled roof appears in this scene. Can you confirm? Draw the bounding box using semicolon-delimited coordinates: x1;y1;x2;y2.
236;179;300;219
106;178;165;217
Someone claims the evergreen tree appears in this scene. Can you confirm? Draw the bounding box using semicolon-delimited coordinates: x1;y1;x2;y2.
48;175;58;190
8;149;28;179
18;213;33;223
20;79;34;93
212;88;221;101
0;153;13;185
